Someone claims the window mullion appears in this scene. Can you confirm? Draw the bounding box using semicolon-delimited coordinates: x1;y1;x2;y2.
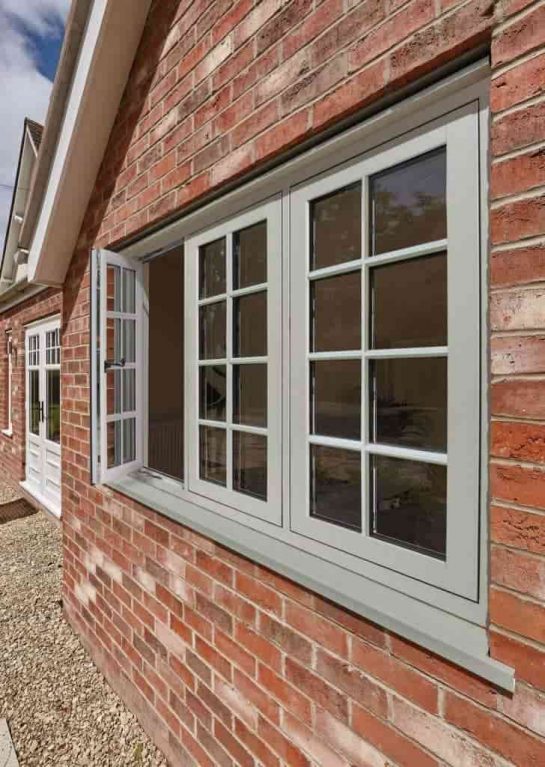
362;175;370;539
226;232;233;492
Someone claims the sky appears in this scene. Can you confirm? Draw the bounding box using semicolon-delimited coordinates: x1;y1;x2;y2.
0;0;69;252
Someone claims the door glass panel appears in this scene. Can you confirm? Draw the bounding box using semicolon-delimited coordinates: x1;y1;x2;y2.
234;221;267;289
199;302;226;360
123;320;136;363
370;149;446;255
29;369;40;436
233;364;267;427
200;366;227;422
123;369;136;413
371;357;447;452
310;445;361;531
122;268;136;312
200;238;226;298
371;455;446;559
123;418;136;463
311;272;361;352
371;253;447;349
106;318;122;361
233;292;267;357
311;183;361;270
107;421;122;468
233;432;267;500
106;370;122;415
199;426;226;486
46;369;61;443
311;359;361;440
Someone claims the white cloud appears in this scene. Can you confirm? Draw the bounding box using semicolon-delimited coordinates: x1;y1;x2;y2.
0;0;69;252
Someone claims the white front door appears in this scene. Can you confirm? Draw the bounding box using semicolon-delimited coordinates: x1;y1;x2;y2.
25;318;61;515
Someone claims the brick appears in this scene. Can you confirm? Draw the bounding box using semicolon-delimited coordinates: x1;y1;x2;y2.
259;662;314;723
280;711;352;767
234;718;280;767
491;196;545;246
492;378;545;419
215;676;257;729
351;639;438;713
491;461;545;509
492;102;545;156
491;586;545;643
491;545;545;601
491;420;545;464
444;691;545;766
256;0;313;55
491;245;545;288
491;53;545;113
283;657;346;722
491;148;545;199
498;682;545;738
215;627;257;676
316;708;401;767
491;335;545;375
285;601;348;657
315;648;388;718
491;504;545;555
257;717;311;767
493;4;545;66
258;613;312;664
235;572;282;616
235;621;282;672
313;60;386;130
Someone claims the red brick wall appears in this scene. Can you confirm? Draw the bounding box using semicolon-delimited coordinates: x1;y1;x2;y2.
62;1;545;765
0;289;62;490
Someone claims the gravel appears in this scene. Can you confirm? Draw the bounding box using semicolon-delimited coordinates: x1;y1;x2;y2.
0;512;168;767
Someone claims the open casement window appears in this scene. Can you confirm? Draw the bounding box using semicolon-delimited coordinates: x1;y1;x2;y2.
186;198;282;524
290;101;480;600
96;249;144;482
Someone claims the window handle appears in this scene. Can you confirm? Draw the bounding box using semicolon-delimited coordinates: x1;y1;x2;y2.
104;357;125;371
39;401;45;423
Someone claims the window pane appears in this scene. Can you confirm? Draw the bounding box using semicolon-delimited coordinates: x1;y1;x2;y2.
122;268;136;313
106;264;122;311
123;369;136;413
311;359;360;440
123;418;136;463
29;369;40;436
370;149;446;255
371;357;447;452
233;292;267;357
106;369;122;415
311;183;361;270
234;221;267;289
46;369;61;443
200;237;226;298
372;455;446;559
233;431;267;500
199;302;226;359
200;366;226;421
199;426;226;486
123;319;136;363
311;272;361;352
310;445;361;531
148;248;184;481
107;420;122;468
106;317;122;361
371;253;446;349
233;364;267;427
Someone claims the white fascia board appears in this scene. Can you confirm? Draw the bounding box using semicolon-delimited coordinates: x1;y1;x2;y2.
28;0;152;286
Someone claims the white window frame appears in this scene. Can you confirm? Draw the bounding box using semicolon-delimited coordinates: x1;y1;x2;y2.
3;331;13;436
186;199;283;524
290;102;480;601
90;61;515;690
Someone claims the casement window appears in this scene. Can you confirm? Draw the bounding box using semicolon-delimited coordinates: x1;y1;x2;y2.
90;62;514;689
3;331;13;435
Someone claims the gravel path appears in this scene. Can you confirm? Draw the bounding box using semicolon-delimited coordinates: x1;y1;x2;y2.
0;513;168;767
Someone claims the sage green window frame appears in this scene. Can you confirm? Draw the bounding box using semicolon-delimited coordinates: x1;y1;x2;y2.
91;61;515;690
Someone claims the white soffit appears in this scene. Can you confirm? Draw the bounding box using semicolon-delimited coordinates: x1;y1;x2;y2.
28;0;152;286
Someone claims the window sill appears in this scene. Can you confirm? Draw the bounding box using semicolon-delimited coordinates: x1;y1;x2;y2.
1;428;13;438
108;470;515;692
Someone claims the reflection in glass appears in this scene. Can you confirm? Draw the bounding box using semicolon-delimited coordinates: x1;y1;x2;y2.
106;370;121;415
372;455;446;558
106;317;122;361
106;264;122;311
46;369;61;443
311;184;361;270
233;292;267;357
200;366;227;421
200;238;226;298
370;149;446;255
199;426;226;486
311;272;361;352
107;421;122;468
199;302;226;359
311;359;360;440
123;418;136;463
29;369;40;436
233;431;267;500
310;445;361;531
233;364;267;427
371;253;447;349
234;221;267;289
371;357;447;452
